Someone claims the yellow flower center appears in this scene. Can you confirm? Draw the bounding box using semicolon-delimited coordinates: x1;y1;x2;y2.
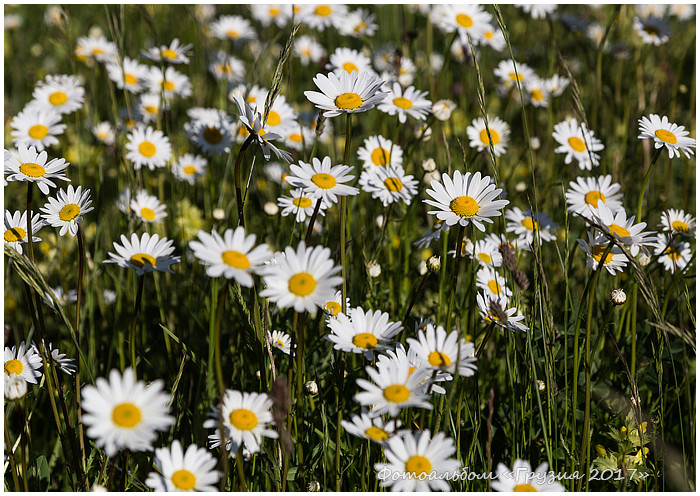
221;250;250;269
672;220;689;232
130;253;157;268
92;48;104;55
352;332;378;349
508;72;522;82
49;91;68;106
112;402;142;428
311;172;337;189
405;455;432;478
203;127;223;144
591;245;612;265
342;62;359;74
124;73;138;85
275;339;285;348
144;105;158;115
29;124;48;140
4;227;26;243
288;272;317;296
161;48;178;59
229;408;258;430
269;7;280;15
456;13;473;28
140;207;156;221
325;301;341;316
644;25;659;37
4;359;23;376
335;92;363;110
531;89;544;102
477;252;492;264
484;31;494;40
383;384;410;403
59;203;81;222
487;280;501;295
393;97;413;109
293;197;313;209
608;224;630;237
226;29;240;39
428;350;452;367
315;5;332;16
266;110;281;127
163;80;175;91
584;190;606;207
19;162;46;178
371;147;390;166
664;245;682;261
479;128;500;146
383;177;403;192
139;141;157;158
521;217;539;231
514;483;538;492
171;469;197;491
654;129;677;144
365;426;389;442
183;165;197;175
568;136;586;152
450;196;479;217
289;133;303;143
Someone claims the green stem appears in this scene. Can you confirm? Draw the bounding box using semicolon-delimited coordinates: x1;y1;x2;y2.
4;410;21;491
234;135;256;229
129;274;145;377
294;311;306;480
445;225;465;330
26;182;35;262
635;147;663;222
214;280;231;396
75;227;87;485
236;446;248;491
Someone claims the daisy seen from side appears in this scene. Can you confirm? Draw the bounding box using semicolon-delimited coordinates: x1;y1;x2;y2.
638;114;696;159
4;210;44;254
341;413;401;444
104;232;181;276
268;330;292;355
576;230;628;275
476;292;529;333
304;70;387;118
653;233;692;274
659;208;695;237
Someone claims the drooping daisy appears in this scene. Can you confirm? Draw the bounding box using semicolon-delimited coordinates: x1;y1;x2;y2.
189;227;271;287
145;66;192;100
4;144;70;194
327;306;403;360
210;15;257;43
466;115;511;157
75;34;117;63
40;185;94;237
278;189;328;223
92;121;116;145
341;413;400;444
378;82;431;124
142;38;192;65
434;4;493;40
304;70;387;118
31;74;85;115
4;341;43;384
231;93;292;162
145;440;220;492
125;126;172;171
358;165;418;206
294;35;326;66
299;4;348;31
407;323;477;377
130;190;167;224
476;267;513;300
590;202;656;256
260;241;343;313
172;153;208;185
653;233;692;274
565;175;623;218
208;51;246;83
552;118;605;170
104;232;181;276
106;57;150;93
467;239;503;267
10;107;66;151
576;230;628;275
476;292;528;333
638;114;696;159
357;135;403;170
424;170;509;231
505;207;558;248
659;208;695;237
286;156;359;205
327;47;374;77
268;330;292;355
633;16;670;45
374;430;461;492
4;210;43;254
216;389;278;455
81;368;174;457
492;459;565;492
5;373;27;400
413;219;450;249
36;341;76;375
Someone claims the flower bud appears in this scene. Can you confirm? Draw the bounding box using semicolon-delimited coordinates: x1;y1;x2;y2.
427;255;441;272
304;381;318;395
212;208;225;220
610;289;626;305
421;158;437;172
368;260;381;278
263;202;279;216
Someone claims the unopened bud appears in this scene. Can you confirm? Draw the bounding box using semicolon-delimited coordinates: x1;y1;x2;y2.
368;260;381;278
212;208;225;220
537;380;545;392
427;255;441;272
421;158;437;172
595;445;606;457
376;215;384;228
304;380;318;395
610;289;626;305
264;202;279;216
514;181;527;193
529;136;541;150
637;252;651;266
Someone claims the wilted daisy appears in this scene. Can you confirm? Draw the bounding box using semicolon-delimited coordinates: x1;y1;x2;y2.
105;57;150;93
10;107;66;151
341;413;400;444
294;35;326;66
208;51;246;83
476;292;528;333
81;368;174;457
4;144;70;194
659;208;695;237
359;165;418;207
304;70;387;118
145;440;220;492
577;230;628;275
278;189;329;223
75;34;117;62
407;323;477;377
565;175;623;218
286;156;359;205
104;232;180;275
378;82;431;124
327;306;402;360
590;203;655;256
633;16;670;45
425;170;509;231
4;210;43;254
492;459;565;492
130;190;167;224
476;267;513;300
653;234;692;274
231;93;292;162
259;241;343;313
328;47;374;76
189;227;271;287
40;185;93;237
214;390;278;455
375;430;461;492
299;4;348;31
146;66;192;100
638;114;696;159
466;115;511;157
126;126;172;170
142;38;192;65
31;74;85;115
505;207;558;248
172;153;208;185
268;330;292;355
92;121;116;145
4;342;42;384
552;118;605;170
357;135;403;169
210;15;257;43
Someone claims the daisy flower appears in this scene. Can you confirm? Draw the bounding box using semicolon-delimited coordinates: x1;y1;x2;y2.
476;292;528;333
259;241;343;313
424;170;509;231
145;440;220;492
4;144;70;194
278;189;328;223
493;59;536;89
142;38;192;65
304;70;387;118
268;330;292;355
379;343;450;395
340;8;378;38
378;82;431;124
638;114;696;159
4;210;44;254
669;4;695;20
476;267;513;300
104;232;181;275
251;4;292;28
188;227;271;287
467;238;503;267
327;306;403;360
208;51;246;83
354;358;433;417
185;113;234;156
136;92;166;124
565;175;623;218
75;34;117;63
434;4;493;40
130;190;167;224
36;341;76;375
81;368;174;457
590;202;656;256
407;323;477;377
358;165;418;206
146;66;192;100
210;15;257;43
481;25;507;51
484;232;523;254
327;47;374;76
357;135;403;169
517;4;558;19
10;107;66;151
466;115;511;157
505;207;558;248
374;430;461;492
545;74;570;97
284;124;315;152
659;208;695;237
633;16;670;45
299;4;348;31
44;286;78;308
341;413;400;444
492;458;565;492
653;234;692;274
172;153;208;185
286;156;359;205
125;126;172;171
31;74;85;115
92;121;116;145
40;185;94;237
576;230;628;275
552;118;605;170
231;93;292;162
323;290;351;318
4;341;42;384
106;57;150;93
294;35;326;66
216;389;278;455
261;95;298;137
525;76;550;108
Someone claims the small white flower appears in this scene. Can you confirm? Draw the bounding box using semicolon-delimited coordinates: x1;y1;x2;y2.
40;185;94;237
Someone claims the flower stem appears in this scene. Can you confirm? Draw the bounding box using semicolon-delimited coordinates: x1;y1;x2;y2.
234;135;256;229
445;225;465;330
236;446;248;491
304;198;323;244
636;147;663;221
129;274;145;377
26;182;35;262
294;310;306;479
75;226;87;482
4;410;21;491
214;280;231;396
